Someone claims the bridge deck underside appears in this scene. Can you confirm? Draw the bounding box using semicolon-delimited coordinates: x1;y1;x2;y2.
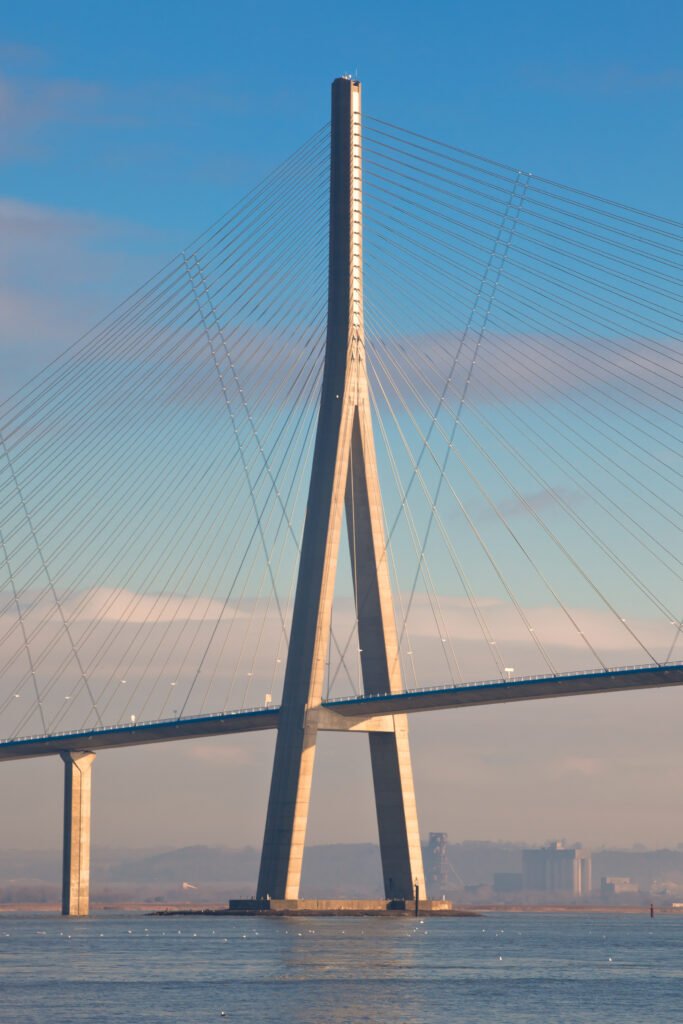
0;664;681;762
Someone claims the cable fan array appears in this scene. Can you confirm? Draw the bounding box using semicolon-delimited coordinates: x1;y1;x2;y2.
0;114;681;741
351;116;682;696
0;127;341;739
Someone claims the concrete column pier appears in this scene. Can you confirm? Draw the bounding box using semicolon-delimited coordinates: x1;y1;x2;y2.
60;751;95;916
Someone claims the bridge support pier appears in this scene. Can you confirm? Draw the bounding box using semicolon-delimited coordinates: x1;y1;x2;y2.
60;751;95;916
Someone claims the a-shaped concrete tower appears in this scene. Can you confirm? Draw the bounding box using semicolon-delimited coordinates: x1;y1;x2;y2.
256;77;425;901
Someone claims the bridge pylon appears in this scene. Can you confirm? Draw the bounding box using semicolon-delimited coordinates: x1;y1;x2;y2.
256;77;425;901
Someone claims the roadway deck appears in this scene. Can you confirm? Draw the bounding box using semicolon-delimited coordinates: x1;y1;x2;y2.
0;662;681;761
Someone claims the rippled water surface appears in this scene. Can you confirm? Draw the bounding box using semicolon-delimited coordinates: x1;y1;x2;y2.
1;911;681;1023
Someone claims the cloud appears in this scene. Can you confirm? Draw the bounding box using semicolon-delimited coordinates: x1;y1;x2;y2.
396;591;674;652
0;196;156;400
0;61;299;172
63;587;233;625
482;485;585;522
367;326;678;415
554;755;603;778
0;72;103;160
0;197;102;239
0;577;676;748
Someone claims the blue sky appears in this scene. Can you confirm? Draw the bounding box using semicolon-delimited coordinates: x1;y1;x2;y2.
3;0;683;231
1;1;683;853
2;0;682;384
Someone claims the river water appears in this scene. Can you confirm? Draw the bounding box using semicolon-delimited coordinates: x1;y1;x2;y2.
1;911;681;1023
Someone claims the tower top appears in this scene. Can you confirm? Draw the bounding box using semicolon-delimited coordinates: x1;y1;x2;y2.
333;75;361;91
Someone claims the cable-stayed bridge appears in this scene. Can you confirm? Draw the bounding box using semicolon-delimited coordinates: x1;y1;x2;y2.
1;78;681;914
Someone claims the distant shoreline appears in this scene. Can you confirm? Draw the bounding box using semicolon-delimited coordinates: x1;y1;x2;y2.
1;902;680;916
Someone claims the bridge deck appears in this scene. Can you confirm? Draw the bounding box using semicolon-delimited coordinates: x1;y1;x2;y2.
324;663;683;715
0;663;681;761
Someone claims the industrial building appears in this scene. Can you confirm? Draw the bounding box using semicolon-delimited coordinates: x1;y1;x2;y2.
522;842;592;896
600;876;639;896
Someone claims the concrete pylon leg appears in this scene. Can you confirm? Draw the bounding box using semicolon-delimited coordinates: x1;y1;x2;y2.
347;411;425;898
61;751;95;916
256;77;364;901
369;724;424;897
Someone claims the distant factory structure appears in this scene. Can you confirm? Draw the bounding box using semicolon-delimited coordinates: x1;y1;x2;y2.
600;876;638;897
419;834;667;903
522;841;592;896
423;833;463;896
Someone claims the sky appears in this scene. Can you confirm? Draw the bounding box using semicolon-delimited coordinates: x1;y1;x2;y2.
1;0;683;858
